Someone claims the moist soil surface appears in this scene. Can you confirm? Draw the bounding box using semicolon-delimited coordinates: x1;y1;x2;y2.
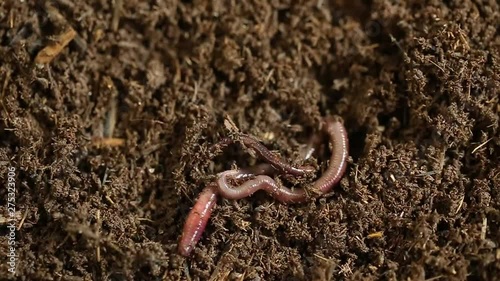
0;1;499;280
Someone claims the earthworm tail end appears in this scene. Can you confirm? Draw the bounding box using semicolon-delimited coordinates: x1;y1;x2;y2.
213;135;315;177
238;134;316;176
178;185;218;257
178;165;273;257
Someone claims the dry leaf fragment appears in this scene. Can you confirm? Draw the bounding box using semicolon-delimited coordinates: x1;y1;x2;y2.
35;27;76;64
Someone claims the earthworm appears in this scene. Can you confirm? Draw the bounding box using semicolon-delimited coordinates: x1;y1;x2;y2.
178;117;348;256
217;118;349;203
178;164;276;256
218;171;306;203
178;184;218;257
178;159;312;256
214;134;315;177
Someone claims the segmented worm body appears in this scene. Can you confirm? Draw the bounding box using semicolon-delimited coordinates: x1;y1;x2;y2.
178;117;349;256
178;164;276;256
217;118;348;203
215;134;316;176
218;171;305;203
178;184;218;257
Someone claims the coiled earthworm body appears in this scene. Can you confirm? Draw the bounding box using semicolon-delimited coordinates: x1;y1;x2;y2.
178;117;349;256
217;118;349;203
311;117;349;192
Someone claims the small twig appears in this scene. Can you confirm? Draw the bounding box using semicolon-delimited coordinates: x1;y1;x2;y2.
424;276;443;281
96;210;101;262
104;98;117;138
481;217;487;240
17;209;29;230
34;27;76;64
389;34;410;63
92;137;125;147
367;231;384;239
1;70;12;125
454;195;464;215
471;138;492;154
428;59;445;73
111;0;123;31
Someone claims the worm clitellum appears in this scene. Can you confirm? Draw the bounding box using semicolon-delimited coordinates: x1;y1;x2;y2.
178;117;349;256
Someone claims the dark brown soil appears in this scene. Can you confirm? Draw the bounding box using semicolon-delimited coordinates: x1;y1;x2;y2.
0;0;499;280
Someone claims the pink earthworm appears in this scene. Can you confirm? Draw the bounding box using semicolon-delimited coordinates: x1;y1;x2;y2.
178;164;278;256
178;184;218;257
178;117;349;256
217;171;305;203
